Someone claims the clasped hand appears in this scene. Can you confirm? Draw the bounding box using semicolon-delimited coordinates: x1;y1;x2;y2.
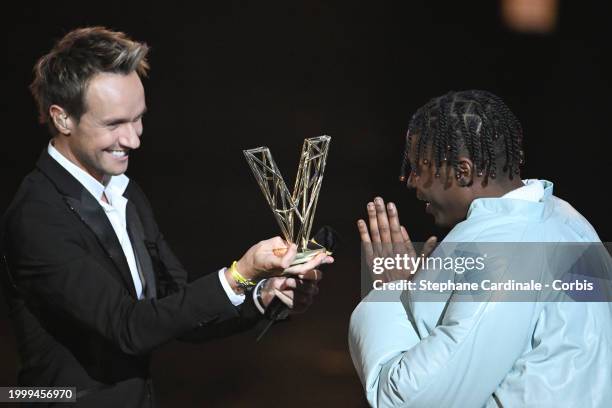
357;197;437;283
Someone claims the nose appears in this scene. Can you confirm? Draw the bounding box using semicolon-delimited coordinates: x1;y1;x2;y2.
120;122;141;150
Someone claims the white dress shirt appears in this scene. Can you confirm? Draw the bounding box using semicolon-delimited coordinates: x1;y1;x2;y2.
48;142;250;306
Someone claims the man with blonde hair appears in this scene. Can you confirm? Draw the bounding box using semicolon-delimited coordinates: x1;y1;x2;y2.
1;27;332;406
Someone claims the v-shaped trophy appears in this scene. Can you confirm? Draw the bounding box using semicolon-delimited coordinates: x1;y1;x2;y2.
244;136;331;266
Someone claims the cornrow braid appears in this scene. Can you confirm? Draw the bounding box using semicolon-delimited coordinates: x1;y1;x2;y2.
463;107;480;186
471;97;492;175
434;95;451;178
496;95;523;176
416;105;433;175
400;90;524;183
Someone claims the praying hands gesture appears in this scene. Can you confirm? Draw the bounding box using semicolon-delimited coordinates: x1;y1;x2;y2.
357;197;437;282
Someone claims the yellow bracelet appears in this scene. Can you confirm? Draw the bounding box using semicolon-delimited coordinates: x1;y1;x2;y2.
229;261;257;288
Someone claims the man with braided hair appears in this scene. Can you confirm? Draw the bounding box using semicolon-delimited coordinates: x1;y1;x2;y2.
399;90;525;228
349;90;612;407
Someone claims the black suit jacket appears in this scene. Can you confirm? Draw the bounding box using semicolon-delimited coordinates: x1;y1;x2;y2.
0;150;263;407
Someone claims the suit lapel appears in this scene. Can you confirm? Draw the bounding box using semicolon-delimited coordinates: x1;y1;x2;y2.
125;201;157;299
37;150;138;298
63;194;137;298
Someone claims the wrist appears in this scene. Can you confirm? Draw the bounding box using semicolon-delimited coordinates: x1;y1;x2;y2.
224;267;244;295
236;258;256;281
227;261;257;294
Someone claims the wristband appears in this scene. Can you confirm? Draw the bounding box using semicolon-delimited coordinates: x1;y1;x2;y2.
229;261;257;290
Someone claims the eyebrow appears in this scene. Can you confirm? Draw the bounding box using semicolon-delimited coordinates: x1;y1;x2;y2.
103;107;148;127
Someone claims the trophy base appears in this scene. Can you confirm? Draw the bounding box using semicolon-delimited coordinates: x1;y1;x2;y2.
289;243;329;266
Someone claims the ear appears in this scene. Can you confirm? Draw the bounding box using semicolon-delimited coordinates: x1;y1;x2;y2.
455;157;474;187
49;105;72;135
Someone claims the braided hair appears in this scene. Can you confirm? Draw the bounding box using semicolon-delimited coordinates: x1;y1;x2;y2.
400;90;524;184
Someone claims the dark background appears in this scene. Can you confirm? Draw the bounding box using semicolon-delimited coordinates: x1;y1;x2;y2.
0;1;609;406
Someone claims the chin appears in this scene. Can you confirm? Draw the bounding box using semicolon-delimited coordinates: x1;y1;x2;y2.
432;213;452;228
104;163;129;177
433;218;446;227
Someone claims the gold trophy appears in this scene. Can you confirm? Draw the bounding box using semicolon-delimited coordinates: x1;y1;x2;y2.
243;136;331;265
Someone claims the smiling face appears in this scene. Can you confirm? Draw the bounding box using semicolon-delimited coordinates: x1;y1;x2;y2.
52;71;146;183
405;135;474;228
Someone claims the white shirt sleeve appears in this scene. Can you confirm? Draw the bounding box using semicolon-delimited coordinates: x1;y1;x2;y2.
218;268;245;306
217;269;267;315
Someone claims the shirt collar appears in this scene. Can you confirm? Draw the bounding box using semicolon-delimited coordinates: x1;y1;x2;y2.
466;179;554;220
501;178;545;202
48;142;130;202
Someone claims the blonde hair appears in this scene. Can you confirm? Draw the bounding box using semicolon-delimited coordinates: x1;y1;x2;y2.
30;26;150;133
